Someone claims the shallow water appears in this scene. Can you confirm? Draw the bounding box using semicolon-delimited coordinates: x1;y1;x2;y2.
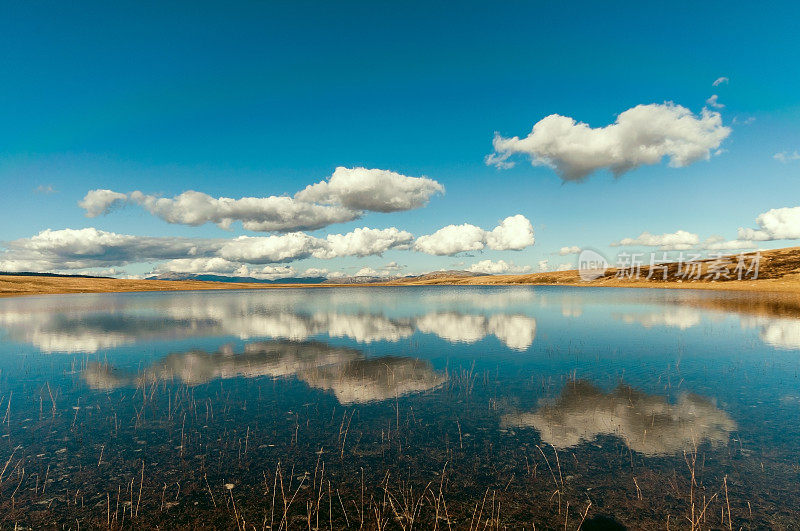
0;286;798;528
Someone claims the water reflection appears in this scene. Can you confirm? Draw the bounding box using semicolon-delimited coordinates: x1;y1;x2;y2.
0;290;537;352
502;380;736;455
742;316;800;350
300;357;447;404
4;286;800;526
615;307;704;330
82;340;446;404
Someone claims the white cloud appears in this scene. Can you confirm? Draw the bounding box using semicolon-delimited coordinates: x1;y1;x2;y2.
129;190;357;232
558;245;581;256
294;167;444;212
156;257;242;274
415;215;535;255
218;227;413;264
352;267;398;278
79;189;129;217
301;268;329;278
774;151;800;164
81;167;444;233
0;225;417;273
414;223;487;255
556;262;573;271
537;259;549;272
705;94;724;108
486;103;731;181
700;236;758;251
154;259;302;281
467;259;532;275
246;265;299;280
317;227;413;259
737;206;800;241
0;228;219;272
613;206;800;252
485;214;535;250
611;230;700;251
712;76;729;86
218;233;320;264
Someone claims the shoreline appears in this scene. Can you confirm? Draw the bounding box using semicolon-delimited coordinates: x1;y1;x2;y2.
3;272;800;298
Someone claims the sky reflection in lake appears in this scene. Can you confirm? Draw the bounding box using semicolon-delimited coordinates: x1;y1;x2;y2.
0;286;799;528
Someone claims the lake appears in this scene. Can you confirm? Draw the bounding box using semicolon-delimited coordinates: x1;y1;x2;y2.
0;286;798;528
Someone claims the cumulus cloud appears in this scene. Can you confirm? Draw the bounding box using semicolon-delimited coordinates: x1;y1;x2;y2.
156;257;242;274
705;94;724;109
218;227;413;264
611;230;700;251
700;236;758;251
614;205;800;252
485;214;535;250
294;167;444;212
245;265;300;280
0;228;219;272
467;259;532;275
317;227;413;259
301;267;330;278
128;190;357;232
152;259;300;281
414;215;535;255
558;246;581;256
712;76;729;86
79;189;129;217
486;103;731;181
0;226;416;273
352;267;398;278
537;259;549;272
737;206;800;241
80;167;444;233
774;151;800;164
219;233;321;264
414;223;487;255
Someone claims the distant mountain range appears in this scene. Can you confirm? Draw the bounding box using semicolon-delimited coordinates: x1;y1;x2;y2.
145;273;328;284
147;270;486;285
1;270;486;285
323;270;486;284
0;271;110;279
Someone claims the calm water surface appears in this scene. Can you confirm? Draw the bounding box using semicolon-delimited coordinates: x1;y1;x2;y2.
0;286;798;529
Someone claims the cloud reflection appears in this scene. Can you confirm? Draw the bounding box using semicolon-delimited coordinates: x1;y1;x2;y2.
502;380;736;455
0;290;536;352
615;308;703;330
82;340;446;404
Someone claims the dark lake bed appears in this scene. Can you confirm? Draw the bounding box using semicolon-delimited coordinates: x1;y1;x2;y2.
0;286;799;529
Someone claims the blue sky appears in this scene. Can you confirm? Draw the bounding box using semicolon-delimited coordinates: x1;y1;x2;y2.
1;1;799;278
